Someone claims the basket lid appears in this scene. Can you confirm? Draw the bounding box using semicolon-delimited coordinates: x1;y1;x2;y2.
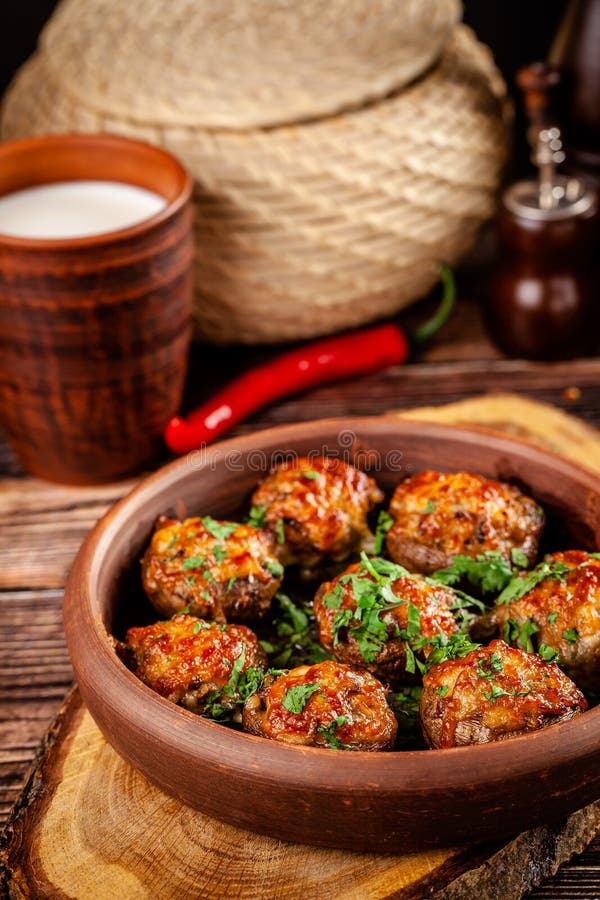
39;0;461;130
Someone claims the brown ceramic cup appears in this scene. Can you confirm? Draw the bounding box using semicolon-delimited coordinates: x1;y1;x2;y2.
0;133;193;484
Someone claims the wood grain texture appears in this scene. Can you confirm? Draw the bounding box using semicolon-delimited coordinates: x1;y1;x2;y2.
0;478;136;589
1;689;598;900
0;133;193;484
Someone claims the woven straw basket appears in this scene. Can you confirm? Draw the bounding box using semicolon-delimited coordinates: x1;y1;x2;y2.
1;2;509;344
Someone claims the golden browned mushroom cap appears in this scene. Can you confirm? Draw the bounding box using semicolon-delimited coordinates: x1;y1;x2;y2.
117;614;267;718
313;558;459;686
386;470;544;574
141;515;283;623
251;456;383;567
420;639;586;749
489;550;600;692
243;659;397;751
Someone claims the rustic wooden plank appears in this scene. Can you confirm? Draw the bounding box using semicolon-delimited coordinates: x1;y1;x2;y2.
0;589;71;828
0;479;138;590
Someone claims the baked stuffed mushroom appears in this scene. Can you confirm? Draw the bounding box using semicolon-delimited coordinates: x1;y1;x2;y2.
243;659;397;750
141;515;283;623
386;470;544;575
250;456;383;567
490;550;600;692
117;614;267;718
313;556;460;685
420;639;586;749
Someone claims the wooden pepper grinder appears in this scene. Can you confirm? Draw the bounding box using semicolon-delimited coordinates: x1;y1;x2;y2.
485;63;600;360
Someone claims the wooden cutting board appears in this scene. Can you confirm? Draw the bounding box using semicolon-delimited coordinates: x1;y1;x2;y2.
2;393;600;899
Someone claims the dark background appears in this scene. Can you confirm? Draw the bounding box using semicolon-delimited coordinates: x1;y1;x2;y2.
0;1;570;172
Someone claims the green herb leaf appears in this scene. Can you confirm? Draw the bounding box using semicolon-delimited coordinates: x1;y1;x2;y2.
246;506;267;528
517;618;540;653
420;633;480;671
182;556;205;571
477;651;503;680
282;683;320;714
276;518;286;545
548;612;558;626
433;551;514;595
267;593;332;668
201;516;238;540
166;534;178;550
423;500;436;514
317;715;351;750
436;684;449;696
484;684;512;702
213;544;227;562
510;548;529;568
563;627;579;643
373;510;394;554
302;470;321;480
497;559;571;605
265;558;284;578
538;643;560;663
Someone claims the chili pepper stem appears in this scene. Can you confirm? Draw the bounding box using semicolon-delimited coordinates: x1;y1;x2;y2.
411;263;456;346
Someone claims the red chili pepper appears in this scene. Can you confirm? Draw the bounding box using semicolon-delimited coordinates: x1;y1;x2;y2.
164;265;455;454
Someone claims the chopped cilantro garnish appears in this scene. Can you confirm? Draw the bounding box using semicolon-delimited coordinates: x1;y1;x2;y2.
510;548;529;568
423;500;436;514
186;575;195;585
496;559;571;605
266;593;332;667
201;516;238;540
186;530;196;539
518;618;540;653
303;470;321;480
477;651;503;680
265;558;284;578
202;649;266;722
433;551;514;595
373;510;394;554
213;545;227;562
484;684;512;702
281;683;320;714
246;506;267;528
538;643;560;663
436;684;449;696
563;627;579;643
317;715;351;750
275;518;286;545
420;633;480;670
166;534;178;550
548;612;559;626
182;556;205;571
502;617;540;652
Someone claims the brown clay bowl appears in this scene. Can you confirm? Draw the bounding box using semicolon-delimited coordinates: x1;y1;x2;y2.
63;418;600;852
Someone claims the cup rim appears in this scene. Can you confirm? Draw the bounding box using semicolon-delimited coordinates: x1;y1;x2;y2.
0;132;192;250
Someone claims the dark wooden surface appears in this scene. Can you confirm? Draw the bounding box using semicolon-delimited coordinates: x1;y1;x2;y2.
2;290;600;894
